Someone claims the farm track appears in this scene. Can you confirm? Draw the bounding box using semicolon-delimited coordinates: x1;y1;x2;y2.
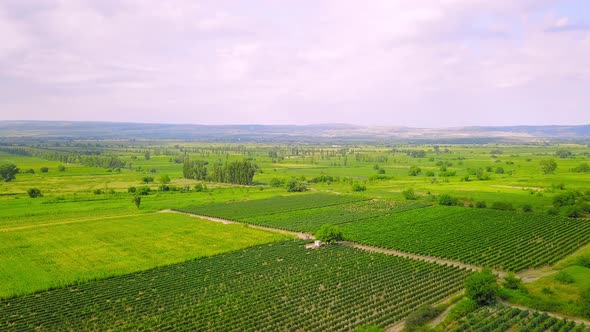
0;213;141;232
159;209;314;239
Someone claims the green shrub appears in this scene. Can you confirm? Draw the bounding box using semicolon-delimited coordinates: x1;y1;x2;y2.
286;178;308;192
402;188;418;200
522;204;533;213
576;255;590;268
136;186;151;195
554;271;575;284
58;165;66;172
503;273;521;290
269;178;284;187
438;194;458;206
40;167;49;173
475;201;487;208
93;189;103;195
490;201;514;211
142;176;154;183
404;304;440;331
580;288;590;318
27;188;42;198
127;186;136;193
351;182;367;192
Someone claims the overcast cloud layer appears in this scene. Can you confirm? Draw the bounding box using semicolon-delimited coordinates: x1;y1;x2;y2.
1;0;589;127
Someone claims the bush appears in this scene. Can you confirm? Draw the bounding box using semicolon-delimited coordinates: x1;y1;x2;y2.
93;189;103;195
503;273;521;290
446;298;477;322
576;255;590;268
58;165;66;172
351;182;367;192
522;204;533;213
547;207;559;215
402;188;418;200
438;194;458;206
315;225;343;244
581;288;590;318
133;195;141;209
285;178;308;192
127;186;137;193
27;188;42;198
40;167;49;173
404;305;440;331
136;186;151;195
194;183;207;192
159;174;171;184
269;178;284;187
490;201;514;211
408;166;422;176
553;191;578;207
554;271;575;284
475;201;487;208
465;268;498;306
142;176;154;183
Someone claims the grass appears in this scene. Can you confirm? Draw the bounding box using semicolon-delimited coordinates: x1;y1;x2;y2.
0;213;290;298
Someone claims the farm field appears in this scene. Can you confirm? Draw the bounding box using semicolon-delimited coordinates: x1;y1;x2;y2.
0;241;470;331
341;206;590;271
1;139;590;329
0;213;290;298
439;305;590;331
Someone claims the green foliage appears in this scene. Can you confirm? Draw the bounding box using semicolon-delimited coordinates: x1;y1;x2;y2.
315;225;344;244
194;183;207;192
136;186;151;195
132;195;141;209
93;189;103;195
555;148;573;159
576;255;590;268
554;271;575;284
351;182;367;192
127;186;136;193
553;191;578;207
573;162;590;173
446;298;477;322
58;165;66;172
0;164;19;182
502;273;521;290
438;194;458;206
475;201;486;208
490;201;514;211
269;177;284;187
540;158;557;174
142;176;154;183
408;166;422;176
159;174;171;184
285;178;308;192
27;187;42;198
402;188;418;200
465;268;498;306
40;167;49;173
404;305;440;331
581;288;590;318
522;204;533;213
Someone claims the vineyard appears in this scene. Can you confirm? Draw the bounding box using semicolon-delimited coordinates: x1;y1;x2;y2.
442;305;589;331
239;199;426;233
0;241;470;331
342;206;590;271
176;193;365;220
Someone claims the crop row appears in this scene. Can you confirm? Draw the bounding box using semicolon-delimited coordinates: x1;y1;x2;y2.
0;241;470;331
240;199;426;233
446;305;589;332
342;206;590;271
176;193;365;220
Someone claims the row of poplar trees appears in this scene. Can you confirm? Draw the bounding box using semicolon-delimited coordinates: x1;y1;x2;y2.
183;157;257;185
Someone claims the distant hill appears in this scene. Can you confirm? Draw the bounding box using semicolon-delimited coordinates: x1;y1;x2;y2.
0;121;589;143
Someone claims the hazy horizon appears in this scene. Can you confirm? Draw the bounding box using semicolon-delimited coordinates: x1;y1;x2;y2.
1;1;590;127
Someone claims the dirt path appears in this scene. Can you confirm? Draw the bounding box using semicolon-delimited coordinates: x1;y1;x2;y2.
0;213;142;232
160;210;314;240
499;300;590;326
341;242;506;277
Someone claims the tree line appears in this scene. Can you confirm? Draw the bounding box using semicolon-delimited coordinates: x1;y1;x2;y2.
183;157;257;185
0;146;126;169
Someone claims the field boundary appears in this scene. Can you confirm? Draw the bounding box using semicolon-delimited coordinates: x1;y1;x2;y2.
160;209;314;239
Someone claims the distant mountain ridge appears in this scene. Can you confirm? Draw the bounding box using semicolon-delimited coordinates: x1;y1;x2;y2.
0;121;589;143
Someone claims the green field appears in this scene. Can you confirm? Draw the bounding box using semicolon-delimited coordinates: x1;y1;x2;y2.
0;241;470;331
341;206;590;271
0;213;290;298
2;140;590;328
439;305;589;331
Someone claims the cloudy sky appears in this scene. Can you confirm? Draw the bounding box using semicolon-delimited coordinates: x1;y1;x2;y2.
1;0;589;127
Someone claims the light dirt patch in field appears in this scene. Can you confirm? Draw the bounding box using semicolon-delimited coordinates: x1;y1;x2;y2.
0;213;141;232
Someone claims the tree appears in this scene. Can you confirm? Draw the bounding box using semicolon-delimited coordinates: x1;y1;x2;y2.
438;194;458;206
315;225;343;244
133;195;141;209
144;152;151;160
27;188;42;198
540;159;557;174
351;182;367;192
0;164;19;182
465;268;498;306
503;273;521;290
142;176;154;183
408;166;422;176
574;162;590;173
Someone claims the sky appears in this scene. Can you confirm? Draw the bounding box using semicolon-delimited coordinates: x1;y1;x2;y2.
1;0;589;127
